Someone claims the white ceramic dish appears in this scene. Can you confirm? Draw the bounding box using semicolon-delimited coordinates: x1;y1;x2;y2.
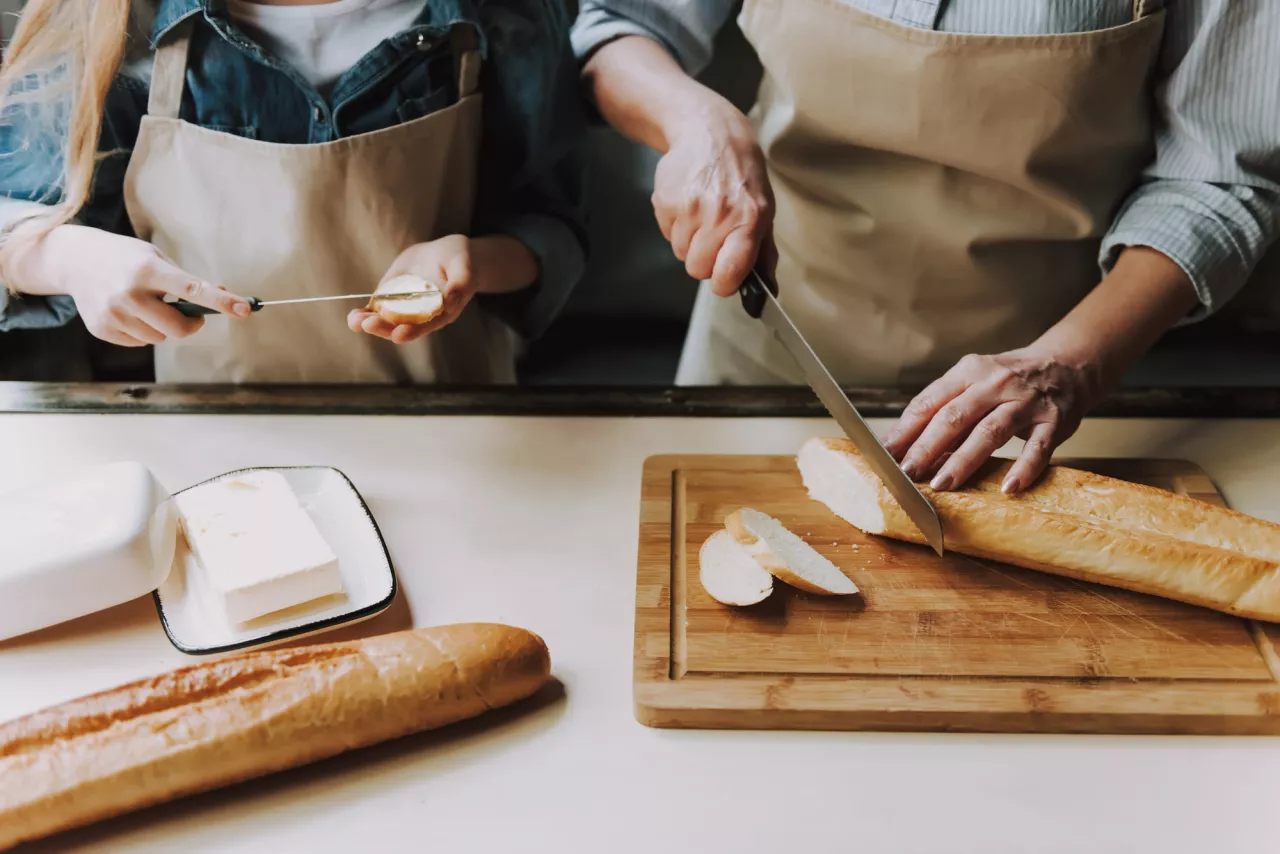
155;466;396;655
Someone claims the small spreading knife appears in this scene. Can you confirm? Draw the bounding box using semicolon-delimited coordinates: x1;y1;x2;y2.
170;291;434;317
739;267;945;556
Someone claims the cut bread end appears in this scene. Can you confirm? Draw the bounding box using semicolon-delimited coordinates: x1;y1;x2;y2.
369;274;445;325
797;436;892;535
699;529;774;606
726;507;858;596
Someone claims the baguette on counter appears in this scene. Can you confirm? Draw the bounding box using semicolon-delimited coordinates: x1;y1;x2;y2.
0;624;551;849
799;437;1280;621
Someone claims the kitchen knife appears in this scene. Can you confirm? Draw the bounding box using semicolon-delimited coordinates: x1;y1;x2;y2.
739;268;945;556
170;291;436;318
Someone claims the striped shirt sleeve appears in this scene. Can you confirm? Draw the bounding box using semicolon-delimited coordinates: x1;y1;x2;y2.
1099;0;1280;320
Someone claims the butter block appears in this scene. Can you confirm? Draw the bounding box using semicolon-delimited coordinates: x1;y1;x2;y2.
174;471;342;623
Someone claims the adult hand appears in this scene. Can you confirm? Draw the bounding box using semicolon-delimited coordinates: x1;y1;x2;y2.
882;346;1103;495
349;235;475;345
653;109;775;296
47;225;251;347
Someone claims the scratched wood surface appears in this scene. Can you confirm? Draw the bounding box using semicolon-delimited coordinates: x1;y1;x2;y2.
634;455;1280;734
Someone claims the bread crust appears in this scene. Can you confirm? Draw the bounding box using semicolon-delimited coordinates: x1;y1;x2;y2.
0;624;551;848
799;437;1280;621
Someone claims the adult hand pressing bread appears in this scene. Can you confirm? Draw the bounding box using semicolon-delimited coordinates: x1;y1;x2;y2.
0;624;551;849
883;249;1200;494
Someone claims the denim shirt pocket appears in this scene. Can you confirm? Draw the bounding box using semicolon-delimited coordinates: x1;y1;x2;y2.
197;124;260;140
394;84;453;123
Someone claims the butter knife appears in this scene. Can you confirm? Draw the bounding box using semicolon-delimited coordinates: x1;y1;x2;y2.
170;291;435;317
739;267;945;555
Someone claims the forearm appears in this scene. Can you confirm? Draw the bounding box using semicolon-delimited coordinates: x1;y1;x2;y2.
470;235;538;295
1034;246;1200;392
3;223;85;296
581;35;745;154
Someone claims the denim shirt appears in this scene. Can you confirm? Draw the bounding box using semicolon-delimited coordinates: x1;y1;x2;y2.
0;0;588;340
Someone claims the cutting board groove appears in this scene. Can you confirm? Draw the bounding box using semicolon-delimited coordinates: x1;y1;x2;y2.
634;454;1280;734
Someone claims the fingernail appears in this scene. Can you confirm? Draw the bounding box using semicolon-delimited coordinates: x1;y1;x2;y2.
930;472;953;491
1002;475;1020;495
901;456;921;479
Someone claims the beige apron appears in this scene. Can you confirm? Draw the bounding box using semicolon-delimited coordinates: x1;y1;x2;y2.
125;20;515;384
676;0;1167;387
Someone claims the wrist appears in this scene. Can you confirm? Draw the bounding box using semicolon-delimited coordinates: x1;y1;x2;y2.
5;223;80;297
661;93;751;153
469;235;537;295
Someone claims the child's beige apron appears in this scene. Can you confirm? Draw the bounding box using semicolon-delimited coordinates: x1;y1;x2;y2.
676;0;1167;387
125;19;514;383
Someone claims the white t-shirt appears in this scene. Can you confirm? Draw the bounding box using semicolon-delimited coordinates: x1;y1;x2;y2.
225;0;426;96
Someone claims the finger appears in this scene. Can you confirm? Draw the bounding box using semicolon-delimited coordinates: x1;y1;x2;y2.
928;402;1025;491
147;265;252;318
391;323;433;344
684;217;732;283
883;369;974;462
899;385;997;481
110;310;167;346
97;328;151;348
134;295;205;339
708;227;762;297
359;314;399;340
348;310;374;333
669;215;699;264
1003;422;1058;494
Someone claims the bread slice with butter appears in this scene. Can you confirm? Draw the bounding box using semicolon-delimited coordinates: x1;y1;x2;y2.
368;274;444;325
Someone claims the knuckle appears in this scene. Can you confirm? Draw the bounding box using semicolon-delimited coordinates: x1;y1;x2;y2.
975;419;1010;444
940;404;969;430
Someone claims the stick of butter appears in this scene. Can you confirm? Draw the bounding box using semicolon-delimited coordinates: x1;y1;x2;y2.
174;471;342;624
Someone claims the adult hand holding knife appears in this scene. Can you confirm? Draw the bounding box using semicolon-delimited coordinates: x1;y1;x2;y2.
738;267;945;555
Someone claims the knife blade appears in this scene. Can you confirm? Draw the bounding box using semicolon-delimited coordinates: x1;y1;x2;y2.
170;290;436;317
739;268;945;555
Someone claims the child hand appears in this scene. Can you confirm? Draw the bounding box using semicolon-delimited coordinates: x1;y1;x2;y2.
49;226;251;347
349;235;474;345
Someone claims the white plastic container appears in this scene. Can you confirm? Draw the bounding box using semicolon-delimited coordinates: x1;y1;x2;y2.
0;461;176;642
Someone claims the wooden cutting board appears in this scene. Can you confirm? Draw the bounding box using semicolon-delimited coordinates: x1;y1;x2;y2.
634;454;1280;734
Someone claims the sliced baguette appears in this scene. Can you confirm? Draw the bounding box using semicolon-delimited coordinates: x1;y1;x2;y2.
699;529;774;606
0;624;551;848
797;436;1280;621
726;507;858;595
368;274;444;325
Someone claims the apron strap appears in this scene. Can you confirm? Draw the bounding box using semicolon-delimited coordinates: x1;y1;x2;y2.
148;17;195;120
1133;0;1165;18
450;24;481;99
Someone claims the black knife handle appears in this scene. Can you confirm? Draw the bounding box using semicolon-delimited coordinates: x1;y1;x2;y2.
738;268;777;319
171;297;263;317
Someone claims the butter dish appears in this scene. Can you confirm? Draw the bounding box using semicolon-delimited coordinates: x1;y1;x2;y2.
0;461;176;643
155;466;396;655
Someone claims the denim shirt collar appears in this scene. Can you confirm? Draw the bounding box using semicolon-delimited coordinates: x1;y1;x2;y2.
152;0;487;54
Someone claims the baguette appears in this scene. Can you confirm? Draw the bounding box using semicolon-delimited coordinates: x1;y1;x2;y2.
0;624;551;849
700;528;775;605
368;274;445;325
798;437;1280;621
725;508;858;596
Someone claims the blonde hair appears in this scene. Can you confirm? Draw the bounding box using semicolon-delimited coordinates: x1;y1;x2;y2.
0;0;131;289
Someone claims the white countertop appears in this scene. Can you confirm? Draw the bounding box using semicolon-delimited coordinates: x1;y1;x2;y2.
2;414;1278;853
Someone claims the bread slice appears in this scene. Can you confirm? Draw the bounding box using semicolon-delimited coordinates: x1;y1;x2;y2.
797;436;1280;621
368;274;444;325
699;529;774;606
0;624;550;848
726;508;858;595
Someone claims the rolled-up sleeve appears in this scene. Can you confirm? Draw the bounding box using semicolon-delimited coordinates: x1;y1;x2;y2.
571;0;738;76
1100;0;1280;321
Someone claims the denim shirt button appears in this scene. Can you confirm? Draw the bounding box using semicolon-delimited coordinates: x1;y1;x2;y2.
313;105;326;124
